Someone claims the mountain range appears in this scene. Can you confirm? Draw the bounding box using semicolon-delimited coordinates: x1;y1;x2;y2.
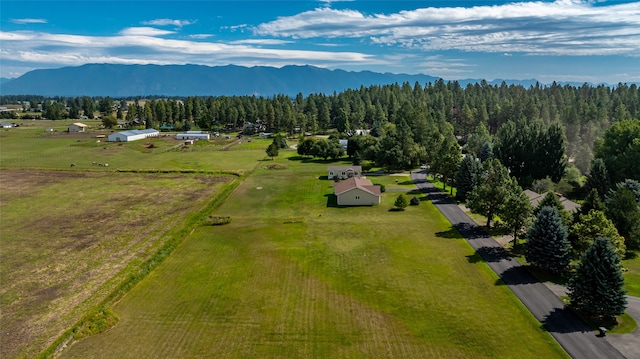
1;63;562;97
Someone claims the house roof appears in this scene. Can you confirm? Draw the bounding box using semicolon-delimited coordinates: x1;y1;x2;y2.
334;177;381;196
328;165;362;172
524;189;580;212
71;122;88;127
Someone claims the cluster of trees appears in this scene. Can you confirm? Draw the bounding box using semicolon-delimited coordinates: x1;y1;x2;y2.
3;81;639;173
296;136;345;160
450;120;639;321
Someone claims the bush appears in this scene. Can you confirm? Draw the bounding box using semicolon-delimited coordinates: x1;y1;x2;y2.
204;216;232;226
410;196;420;205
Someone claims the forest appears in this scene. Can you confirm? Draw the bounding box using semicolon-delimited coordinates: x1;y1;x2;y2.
2;80;639;178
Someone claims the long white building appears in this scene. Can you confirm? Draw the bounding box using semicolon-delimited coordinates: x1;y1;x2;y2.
108;129;159;142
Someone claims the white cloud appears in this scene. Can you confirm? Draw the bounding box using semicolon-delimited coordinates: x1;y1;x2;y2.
253;0;640;56
118;27;175;36
142;19;195;27
10;18;47;24
0;29;372;76
189;34;214;39
227;39;292;45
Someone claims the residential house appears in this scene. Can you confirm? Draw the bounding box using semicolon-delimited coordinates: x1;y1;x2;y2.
524;189;580;212
334;177;381;206
328;166;362;180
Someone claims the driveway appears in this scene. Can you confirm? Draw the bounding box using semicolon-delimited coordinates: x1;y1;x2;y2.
410;171;626;359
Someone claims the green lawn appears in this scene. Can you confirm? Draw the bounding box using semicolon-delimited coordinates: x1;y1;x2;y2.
61;152;567;359
623;254;640;297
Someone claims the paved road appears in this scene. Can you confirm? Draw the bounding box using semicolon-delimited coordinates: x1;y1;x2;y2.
410;171;626;359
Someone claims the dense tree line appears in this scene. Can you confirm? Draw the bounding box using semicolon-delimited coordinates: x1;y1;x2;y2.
3;81;638;173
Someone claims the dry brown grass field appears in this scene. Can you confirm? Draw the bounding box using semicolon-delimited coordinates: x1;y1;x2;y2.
0;169;232;358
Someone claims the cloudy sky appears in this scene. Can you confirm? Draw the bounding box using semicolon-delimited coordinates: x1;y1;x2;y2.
1;0;639;84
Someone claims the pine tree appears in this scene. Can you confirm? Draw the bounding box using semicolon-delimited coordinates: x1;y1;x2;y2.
568;237;627;321
584;158;610;200
606;187;640;251
455;154;481;201
394;194;408;210
478;141;493;162
524;206;571;274
575;188;605;219
534;191;573;227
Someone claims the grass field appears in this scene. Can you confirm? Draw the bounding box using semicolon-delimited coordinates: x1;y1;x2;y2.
60;154;567;358
0;169;235;358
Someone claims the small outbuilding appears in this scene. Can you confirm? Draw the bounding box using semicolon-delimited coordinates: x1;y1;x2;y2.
108;128;159;142
176;132;210;140
334;177;381;206
328;166;362;180
68;122;88;132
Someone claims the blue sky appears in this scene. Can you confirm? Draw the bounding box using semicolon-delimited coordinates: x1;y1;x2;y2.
1;0;639;84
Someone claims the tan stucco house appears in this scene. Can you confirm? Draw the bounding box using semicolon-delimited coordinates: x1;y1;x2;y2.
334;177;381;206
328;165;362;180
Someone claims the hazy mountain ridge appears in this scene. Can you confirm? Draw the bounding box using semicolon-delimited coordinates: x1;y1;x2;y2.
0;64;606;97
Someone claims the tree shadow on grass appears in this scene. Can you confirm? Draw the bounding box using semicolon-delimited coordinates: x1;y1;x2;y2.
436;226;462;239
287;155;340;164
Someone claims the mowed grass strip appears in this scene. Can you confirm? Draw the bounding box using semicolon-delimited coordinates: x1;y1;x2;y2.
0;170;232;359
62;153;566;358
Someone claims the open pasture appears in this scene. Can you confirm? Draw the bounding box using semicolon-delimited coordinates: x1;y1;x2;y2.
61;153;566;358
0;126;263;173
0;169;233;358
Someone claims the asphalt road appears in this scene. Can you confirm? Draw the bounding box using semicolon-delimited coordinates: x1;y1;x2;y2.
410;170;626;359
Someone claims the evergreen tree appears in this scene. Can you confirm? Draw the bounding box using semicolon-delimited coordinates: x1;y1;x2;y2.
534;191;573;227
584;158;611;200
465;122;491;155
606;187;640;251
576;188;605;218
394;194;408;210
266;142;279;160
478;141;493;162
455;154;481;201
611;179;640;204
570;210;626;259
524;206;571;274
568;237;627;321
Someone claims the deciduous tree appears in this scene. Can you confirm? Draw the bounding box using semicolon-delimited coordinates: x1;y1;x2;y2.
467;158;513;229
570;210;626;259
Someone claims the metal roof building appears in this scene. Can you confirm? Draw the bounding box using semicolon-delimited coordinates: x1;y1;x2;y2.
108;128;159;142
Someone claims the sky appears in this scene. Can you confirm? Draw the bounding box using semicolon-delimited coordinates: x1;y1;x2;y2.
1;0;639;84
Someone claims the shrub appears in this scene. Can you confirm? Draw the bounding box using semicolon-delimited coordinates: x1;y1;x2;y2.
410;196;420;205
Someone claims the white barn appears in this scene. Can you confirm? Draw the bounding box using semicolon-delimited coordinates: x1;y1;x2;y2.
68;122;88;132
108;129;159;142
177;133;210;140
